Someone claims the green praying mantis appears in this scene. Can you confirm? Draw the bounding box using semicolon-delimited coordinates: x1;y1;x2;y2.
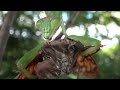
15;12;102;79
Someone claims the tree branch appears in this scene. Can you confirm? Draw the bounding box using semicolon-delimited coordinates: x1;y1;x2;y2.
0;11;17;66
54;11;80;40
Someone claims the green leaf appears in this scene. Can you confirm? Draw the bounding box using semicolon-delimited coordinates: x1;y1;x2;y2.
67;74;77;79
67;74;86;79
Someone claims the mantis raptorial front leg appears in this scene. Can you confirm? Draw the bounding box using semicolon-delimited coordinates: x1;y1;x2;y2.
67;35;102;56
16;16;62;79
16;40;46;79
60;19;102;57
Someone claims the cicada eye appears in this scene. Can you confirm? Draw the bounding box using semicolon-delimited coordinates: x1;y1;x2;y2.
71;45;76;50
69;45;77;52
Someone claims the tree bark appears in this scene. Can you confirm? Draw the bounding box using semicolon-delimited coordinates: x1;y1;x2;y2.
54;11;80;40
0;11;17;66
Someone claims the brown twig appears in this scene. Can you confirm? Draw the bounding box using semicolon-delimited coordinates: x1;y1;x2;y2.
0;11;17;67
54;11;80;40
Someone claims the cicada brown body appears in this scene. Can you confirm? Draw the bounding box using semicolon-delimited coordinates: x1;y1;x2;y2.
18;38;98;79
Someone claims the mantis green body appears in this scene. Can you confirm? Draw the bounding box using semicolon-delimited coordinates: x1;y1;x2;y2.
15;16;62;79
15;13;101;79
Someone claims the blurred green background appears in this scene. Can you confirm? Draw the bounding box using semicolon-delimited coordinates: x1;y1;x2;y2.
0;11;120;79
